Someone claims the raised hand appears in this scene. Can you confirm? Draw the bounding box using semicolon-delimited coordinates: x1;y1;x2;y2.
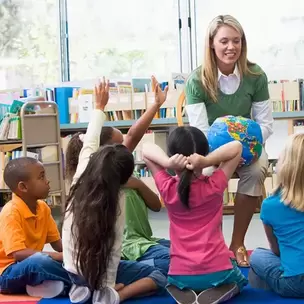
168;154;188;171
186;153;206;170
152;76;168;106
94;76;109;111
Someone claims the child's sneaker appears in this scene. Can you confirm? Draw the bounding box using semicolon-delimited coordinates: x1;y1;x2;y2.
69;284;91;303
196;283;239;304
92;287;120;304
166;284;197;304
26;280;64;298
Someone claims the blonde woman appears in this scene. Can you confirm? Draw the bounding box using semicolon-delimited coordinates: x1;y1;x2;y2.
249;134;304;298
185;15;273;267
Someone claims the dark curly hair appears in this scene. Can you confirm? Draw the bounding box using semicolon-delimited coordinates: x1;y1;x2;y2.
65;127;114;183
66;144;134;289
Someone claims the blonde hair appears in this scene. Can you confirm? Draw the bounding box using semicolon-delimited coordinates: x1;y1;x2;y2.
202;14;259;102
274;134;304;212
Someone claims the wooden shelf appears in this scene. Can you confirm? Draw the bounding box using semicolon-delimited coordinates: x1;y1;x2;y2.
272;111;304;119
0;140;22;152
60;111;304;132
60;118;187;131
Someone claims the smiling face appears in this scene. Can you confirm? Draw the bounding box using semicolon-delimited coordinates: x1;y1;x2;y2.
212;25;242;74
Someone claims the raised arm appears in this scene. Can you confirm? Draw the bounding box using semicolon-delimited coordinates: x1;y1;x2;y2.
143;143;187;176
187;141;242;180
123;76;168;152
72;78;109;184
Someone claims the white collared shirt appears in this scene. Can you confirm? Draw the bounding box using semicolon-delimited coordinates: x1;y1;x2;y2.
186;67;273;143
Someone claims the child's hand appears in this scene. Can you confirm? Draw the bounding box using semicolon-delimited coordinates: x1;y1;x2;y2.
48;251;63;262
152;76;168;106
94;77;109;111
168;154;188;171
238;157;246;167
186;153;205;170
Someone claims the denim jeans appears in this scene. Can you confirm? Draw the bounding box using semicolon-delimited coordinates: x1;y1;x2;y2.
0;252;71;294
250;248;304;298
117;259;167;291
69;259;167;292
137;239;170;276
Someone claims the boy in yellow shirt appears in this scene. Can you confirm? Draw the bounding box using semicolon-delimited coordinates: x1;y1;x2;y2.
0;157;71;298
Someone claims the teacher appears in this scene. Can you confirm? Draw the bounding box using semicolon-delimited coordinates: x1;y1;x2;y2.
185;15;273;267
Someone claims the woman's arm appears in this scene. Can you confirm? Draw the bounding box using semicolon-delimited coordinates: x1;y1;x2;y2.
186;103;209;136
252;101;273;143
252;71;273;143
125;177;161;212
123;77;168;152
185;74;209;135
263;224;280;257
187;141;242;180
72;79;109;185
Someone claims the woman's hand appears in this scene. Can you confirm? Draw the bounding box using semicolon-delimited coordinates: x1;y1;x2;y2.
186;153;206;170
168;154;188;171
152;76;168;106
94;77;109;111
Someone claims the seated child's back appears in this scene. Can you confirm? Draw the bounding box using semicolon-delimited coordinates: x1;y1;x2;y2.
157;169;230;275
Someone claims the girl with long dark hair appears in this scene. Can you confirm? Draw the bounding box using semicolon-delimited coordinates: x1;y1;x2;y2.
62;78;167;304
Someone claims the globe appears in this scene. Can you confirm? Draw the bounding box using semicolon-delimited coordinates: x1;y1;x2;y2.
207;116;263;166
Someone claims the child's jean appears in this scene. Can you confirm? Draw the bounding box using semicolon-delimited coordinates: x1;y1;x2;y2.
0;252;71;294
250;247;304;298
69;259;167;292
137;239;170;276
168;259;248;292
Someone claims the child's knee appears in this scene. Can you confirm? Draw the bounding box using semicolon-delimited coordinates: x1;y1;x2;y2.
27;252;54;268
249;247;266;268
148;270;167;290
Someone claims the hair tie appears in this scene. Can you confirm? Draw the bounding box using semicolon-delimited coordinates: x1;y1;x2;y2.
79;134;85;142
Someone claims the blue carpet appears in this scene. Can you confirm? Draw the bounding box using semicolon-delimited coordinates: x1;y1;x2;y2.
39;268;304;303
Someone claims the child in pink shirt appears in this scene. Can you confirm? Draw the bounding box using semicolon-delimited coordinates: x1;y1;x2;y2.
142;126;247;304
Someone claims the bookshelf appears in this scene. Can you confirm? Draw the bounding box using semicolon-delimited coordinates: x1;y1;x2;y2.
59;112;304;133
0;101;66;208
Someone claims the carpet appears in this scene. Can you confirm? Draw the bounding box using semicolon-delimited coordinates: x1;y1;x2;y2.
2;268;304;303
39;268;304;304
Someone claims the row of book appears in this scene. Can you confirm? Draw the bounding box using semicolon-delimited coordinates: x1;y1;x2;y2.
268;79;304;112
1;76;304;127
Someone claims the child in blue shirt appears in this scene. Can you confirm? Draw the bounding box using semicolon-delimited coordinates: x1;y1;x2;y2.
249;134;304;298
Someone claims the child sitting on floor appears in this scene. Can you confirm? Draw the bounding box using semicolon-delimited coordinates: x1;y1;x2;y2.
62;77;167;304
0;157;70;298
249;133;304;298
66;127;170;277
142;126;248;304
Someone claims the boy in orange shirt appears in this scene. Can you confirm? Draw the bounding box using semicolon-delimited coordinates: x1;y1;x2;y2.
0;157;71;298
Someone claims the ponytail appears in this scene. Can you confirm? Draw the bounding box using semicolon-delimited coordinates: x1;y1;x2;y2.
178;169;193;208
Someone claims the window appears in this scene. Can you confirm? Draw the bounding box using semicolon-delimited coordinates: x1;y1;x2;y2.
67;0;181;80
0;0;60;90
194;0;304;79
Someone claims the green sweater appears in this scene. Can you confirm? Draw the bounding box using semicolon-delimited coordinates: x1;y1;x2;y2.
185;64;269;126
